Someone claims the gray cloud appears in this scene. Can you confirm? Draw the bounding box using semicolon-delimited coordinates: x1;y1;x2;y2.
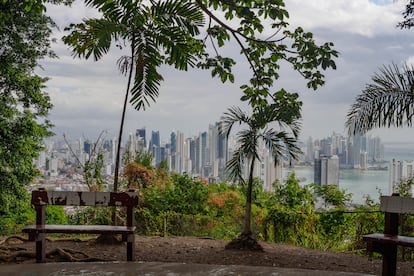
41;0;414;143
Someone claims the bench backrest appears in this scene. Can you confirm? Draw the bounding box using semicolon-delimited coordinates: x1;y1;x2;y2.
380;195;414;214
31;189;139;227
31;190;139;207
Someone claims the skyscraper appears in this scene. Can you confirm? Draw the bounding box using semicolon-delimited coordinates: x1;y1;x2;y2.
136;128;146;149
314;155;339;186
389;159;414;194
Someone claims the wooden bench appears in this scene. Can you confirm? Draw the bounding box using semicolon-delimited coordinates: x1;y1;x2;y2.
23;188;139;263
363;195;414;276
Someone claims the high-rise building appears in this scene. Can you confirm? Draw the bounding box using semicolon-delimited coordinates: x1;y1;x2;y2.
216;121;228;170
175;131;185;174
314;155;339;186
136;128;146;148
360;151;368;170
150;130;160;148
200;132;208;177
389;159;414;195
305;136;314;163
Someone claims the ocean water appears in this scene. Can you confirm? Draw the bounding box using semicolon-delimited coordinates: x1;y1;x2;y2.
284;167;388;205
284;144;414;205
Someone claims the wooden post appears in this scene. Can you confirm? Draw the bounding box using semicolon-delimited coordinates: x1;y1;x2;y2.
381;210;399;276
35;204;46;263
126;193;135;261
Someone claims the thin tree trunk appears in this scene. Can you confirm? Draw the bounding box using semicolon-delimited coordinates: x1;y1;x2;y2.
113;38;135;193
242;157;255;236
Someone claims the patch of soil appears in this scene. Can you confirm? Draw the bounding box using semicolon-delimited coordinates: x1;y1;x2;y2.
1;235;414;275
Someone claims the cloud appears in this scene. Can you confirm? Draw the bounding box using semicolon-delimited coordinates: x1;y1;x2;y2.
286;0;403;37
41;0;414;143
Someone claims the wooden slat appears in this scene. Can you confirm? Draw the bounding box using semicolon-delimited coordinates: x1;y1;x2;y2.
363;233;414;248
95;192;111;206
31;190;138;207
23;224;135;234
380;196;414;214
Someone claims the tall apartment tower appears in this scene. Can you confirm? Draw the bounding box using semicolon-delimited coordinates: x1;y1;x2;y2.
136;128;146;149
174;130;185;174
216;122;228;168
314;155;339;186
389;159;414;195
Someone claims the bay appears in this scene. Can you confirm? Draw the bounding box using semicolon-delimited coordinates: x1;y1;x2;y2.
284;167;388;205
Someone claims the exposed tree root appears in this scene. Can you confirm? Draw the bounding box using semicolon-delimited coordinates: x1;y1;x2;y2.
47;247;107;262
225;234;264;251
0;249;34;262
47;237;93;243
0;235;28;245
0;247;107;263
0;235;107;263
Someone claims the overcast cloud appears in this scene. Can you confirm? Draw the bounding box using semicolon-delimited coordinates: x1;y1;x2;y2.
41;0;414;145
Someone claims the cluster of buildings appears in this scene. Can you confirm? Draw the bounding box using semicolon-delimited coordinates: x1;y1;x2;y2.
309;132;386;186
34;126;413;195
35;123;282;191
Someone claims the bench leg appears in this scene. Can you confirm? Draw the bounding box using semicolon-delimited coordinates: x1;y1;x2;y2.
127;233;134;261
382;244;397;276
35;232;46;263
28;232;35;242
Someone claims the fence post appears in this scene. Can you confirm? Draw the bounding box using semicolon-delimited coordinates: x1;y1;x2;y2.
163;216;167;237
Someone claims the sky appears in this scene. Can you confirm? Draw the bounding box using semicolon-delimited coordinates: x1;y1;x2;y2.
41;0;414;146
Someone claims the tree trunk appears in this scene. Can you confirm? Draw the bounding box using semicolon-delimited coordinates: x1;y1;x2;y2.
242;157;255;236
113;39;135;193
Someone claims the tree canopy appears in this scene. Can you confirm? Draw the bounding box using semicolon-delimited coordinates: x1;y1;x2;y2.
0;0;68;228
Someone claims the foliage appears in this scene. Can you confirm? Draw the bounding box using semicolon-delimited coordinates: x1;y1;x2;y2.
346;63;414;135
394;177;414;197
398;0;414;29
313;184;352;209
45;205;68;225
140;173;209;215
0;192;35;235
265;173;317;246
123;162;155;190
270;172;315;211
134;151;153;169
0;0;70;231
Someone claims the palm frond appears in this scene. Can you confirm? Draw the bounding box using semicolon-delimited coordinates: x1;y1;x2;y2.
150;0;205;70
262;129;302;165
225;148;245;184
219;106;250;138
63;18;122;61
129;33;164;110
153;0;204;36
236;128;260;161
346;63;414;135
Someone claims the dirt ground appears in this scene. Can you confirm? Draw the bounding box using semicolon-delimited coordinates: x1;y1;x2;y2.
1;235;414;275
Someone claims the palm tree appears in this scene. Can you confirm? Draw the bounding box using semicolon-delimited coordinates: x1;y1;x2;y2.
346;63;414;135
63;0;204;192
219;90;303;250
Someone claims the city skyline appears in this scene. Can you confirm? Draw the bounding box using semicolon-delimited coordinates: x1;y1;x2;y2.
39;125;406;200
40;0;414;145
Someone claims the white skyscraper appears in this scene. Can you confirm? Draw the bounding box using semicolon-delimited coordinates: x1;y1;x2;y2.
389;159;414;195
314;155;339;186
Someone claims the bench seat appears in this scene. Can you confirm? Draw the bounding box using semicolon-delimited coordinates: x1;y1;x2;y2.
363;233;414;248
23;225;136;236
